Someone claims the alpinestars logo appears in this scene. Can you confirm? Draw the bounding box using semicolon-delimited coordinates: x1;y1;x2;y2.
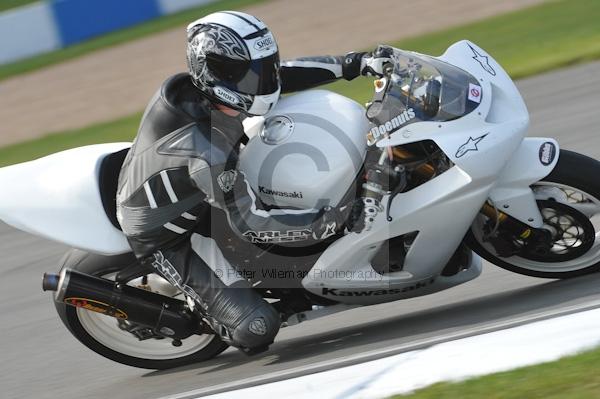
321;223;337;239
243;229;311;244
217;170;237;193
455;134;488;158
468;44;496;76
259;186;303;199
369;108;416;142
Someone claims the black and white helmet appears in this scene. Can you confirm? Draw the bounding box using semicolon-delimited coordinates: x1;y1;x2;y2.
186;11;280;116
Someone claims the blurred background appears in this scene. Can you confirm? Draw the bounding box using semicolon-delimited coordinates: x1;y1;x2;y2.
2;1;600;398
1;0;598;166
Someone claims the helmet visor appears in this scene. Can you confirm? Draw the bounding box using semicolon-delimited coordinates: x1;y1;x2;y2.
207;52;280;96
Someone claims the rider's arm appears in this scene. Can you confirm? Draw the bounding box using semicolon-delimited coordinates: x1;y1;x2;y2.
280;52;367;93
190;160;345;242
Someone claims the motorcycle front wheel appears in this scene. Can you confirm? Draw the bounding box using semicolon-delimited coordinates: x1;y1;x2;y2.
468;149;600;279
54;249;228;369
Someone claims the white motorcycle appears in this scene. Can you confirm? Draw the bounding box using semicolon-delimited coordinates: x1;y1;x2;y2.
2;41;600;369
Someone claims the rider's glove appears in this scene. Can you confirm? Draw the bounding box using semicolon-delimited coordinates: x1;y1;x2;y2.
342;51;369;80
311;206;350;240
347;198;366;233
360;45;394;77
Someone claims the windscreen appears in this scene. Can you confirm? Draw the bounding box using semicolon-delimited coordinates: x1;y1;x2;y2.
367;47;482;145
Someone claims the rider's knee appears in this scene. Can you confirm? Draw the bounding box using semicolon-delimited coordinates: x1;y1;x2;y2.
207;286;280;351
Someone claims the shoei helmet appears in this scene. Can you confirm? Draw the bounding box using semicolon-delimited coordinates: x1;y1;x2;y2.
186;11;281;116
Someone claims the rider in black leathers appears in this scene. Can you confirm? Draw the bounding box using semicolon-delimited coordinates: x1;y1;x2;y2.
116;11;388;353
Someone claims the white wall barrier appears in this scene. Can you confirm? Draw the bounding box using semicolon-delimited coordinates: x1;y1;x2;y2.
158;0;217;15
0;0;218;66
0;2;62;65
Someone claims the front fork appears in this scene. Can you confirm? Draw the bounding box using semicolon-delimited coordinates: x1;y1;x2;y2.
480;202;534;239
392;144;549;257
380;140;553;257
478;201;551;257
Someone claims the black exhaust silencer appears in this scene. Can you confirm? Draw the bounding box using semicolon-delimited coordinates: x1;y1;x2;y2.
43;269;201;339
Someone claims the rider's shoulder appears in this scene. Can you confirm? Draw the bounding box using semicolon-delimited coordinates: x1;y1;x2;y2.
134;74;208;149
161;74;199;107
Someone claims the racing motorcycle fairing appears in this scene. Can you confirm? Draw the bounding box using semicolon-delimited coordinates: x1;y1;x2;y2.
375;41;557;227
488;137;559;228
0;41;559;308
302;41;556;305
0;143;132;255
302;165;486;305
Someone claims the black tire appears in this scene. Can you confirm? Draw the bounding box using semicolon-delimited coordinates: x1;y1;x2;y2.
467;149;600;279
54;249;228;369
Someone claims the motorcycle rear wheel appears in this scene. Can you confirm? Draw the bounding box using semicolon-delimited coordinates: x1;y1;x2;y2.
468;150;600;279
54;249;228;369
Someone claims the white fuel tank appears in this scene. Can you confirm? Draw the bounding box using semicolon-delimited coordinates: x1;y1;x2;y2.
239;90;368;209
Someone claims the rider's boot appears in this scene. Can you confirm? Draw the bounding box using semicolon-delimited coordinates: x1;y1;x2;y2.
149;233;280;353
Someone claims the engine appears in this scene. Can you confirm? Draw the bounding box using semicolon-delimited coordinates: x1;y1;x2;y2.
238;90;369;209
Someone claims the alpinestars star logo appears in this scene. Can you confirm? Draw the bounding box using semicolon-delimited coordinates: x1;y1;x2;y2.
217;170;237;193
455;134;488;158
468;44;496;76
321;223;337;239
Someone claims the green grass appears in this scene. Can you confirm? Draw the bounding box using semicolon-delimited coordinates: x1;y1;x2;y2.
0;0;39;13
2;0;600;167
327;0;600;105
0;0;268;81
0;113;141;167
395;0;600;79
392;346;600;399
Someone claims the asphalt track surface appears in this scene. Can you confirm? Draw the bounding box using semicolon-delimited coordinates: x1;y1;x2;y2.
2;61;600;399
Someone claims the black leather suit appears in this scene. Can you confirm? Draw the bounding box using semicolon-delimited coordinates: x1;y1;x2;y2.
116;53;365;351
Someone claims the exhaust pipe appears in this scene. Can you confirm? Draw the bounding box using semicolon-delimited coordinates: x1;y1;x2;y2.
43;269;201;339
42;272;60;292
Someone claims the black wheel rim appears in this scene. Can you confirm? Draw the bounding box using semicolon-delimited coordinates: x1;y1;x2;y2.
516;200;595;262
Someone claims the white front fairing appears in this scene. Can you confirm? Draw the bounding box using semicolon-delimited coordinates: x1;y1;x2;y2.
0;143;132;255
301;41;559;305
373;42;558;226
